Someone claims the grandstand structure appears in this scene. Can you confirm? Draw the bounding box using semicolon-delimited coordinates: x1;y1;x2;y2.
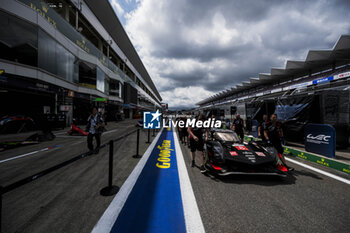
196;35;350;147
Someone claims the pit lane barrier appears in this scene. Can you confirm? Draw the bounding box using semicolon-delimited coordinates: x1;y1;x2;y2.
0;128;150;233
244;135;350;175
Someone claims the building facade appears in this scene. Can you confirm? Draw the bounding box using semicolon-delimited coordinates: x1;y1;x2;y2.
0;0;162;126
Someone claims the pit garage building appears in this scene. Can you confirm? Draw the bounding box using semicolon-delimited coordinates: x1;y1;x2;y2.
197;35;350;148
0;0;162;128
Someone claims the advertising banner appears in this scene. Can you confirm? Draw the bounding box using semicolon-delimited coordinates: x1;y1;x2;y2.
305;123;336;158
334;71;350;80
251;120;259;138
312;76;334;85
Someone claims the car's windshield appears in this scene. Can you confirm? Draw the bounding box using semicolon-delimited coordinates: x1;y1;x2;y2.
214;132;240;142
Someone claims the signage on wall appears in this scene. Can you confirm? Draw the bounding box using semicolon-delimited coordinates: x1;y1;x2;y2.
79;83;96;89
305;123;336;158
76;38;91;54
43;106;51;114
29;1;57;28
94;97;108;102
251;120;259;138
99;56;108;67
60;105;71;112
68;90;75;97
36;83;49;89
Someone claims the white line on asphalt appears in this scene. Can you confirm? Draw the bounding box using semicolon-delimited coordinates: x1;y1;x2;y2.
55;132;67;135
56;135;85;138
71;141;84;145
91;128;163;233
173;128;206;233
286;157;350;185
0;146;59;164
56;128;119;137
103;129;119;135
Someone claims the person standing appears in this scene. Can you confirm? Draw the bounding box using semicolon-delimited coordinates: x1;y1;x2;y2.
180;117;189;145
258;114;268;142
264;114;293;171
188;114;208;173
231;114;244;143
103;110;108;125
86;107;104;154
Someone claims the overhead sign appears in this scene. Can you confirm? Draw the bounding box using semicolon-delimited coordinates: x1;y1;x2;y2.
94;97;108;102
334;71;350;80
289;81;312;90
312;76;333;85
271;88;282;93
305;123;335;158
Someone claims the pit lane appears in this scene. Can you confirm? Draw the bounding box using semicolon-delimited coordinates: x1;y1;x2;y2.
178;131;350;233
0;120;153;233
1;123;349;233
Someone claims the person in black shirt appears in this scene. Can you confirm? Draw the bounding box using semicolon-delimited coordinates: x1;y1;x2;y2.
188;114;209;173
231;114;244;143
179;117;189;145
258;114;268;142
264;114;293;171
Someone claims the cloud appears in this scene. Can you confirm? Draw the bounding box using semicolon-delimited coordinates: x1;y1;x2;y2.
161;86;215;109
124;0;350;109
110;0;125;17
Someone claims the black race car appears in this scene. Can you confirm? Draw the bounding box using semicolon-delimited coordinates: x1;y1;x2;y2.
204;129;288;177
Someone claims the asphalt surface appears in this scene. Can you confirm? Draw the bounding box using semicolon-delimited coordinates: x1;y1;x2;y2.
0;120;156;233
2;124;350;233
178;136;350;233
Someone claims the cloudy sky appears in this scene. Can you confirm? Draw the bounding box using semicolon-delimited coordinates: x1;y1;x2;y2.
109;0;350;109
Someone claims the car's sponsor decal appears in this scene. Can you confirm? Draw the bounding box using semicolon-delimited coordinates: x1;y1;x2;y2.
235;146;248;151
243;153;256;163
229;151;238;156
256;152;266;157
242;151;253;155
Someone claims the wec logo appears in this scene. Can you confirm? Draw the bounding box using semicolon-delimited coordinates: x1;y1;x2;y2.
307;134;331;142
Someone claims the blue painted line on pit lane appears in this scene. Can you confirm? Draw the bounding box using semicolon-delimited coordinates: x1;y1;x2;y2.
110;126;186;233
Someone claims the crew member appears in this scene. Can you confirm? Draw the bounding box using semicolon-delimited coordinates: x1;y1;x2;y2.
188;114;209;173
181;117;189;145
86;107;105;154
264;114;293;171
258;114;268;141
208;114;216;139
231;114;244;143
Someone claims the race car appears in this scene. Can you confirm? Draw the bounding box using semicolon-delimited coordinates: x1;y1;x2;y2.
0;115;36;134
203;129;288;177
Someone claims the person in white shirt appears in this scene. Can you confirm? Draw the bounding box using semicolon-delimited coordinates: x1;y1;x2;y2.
86;107;104;154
